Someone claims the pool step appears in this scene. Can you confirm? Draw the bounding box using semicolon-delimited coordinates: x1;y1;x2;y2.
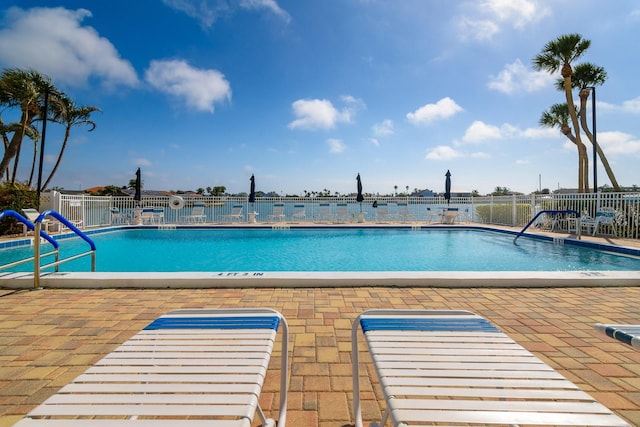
272;225;290;230
158;225;177;230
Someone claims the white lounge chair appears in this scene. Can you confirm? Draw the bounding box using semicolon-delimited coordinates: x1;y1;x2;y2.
22;208;57;234
425;207;438;223
397;202;414;222
336;203;352;223
441;207;458;224
14;308;289;427
222;205;243;223
316;203;334;223
595;323;640;349
290;204;306;222
183;203;206;223
375;203;395;223
152;208;165;224
268;203;286;222
110;207;128;225
352;309;628;427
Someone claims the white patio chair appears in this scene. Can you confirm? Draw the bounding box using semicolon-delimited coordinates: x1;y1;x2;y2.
140;207;155;224
441;207;458;224
268;203;286;222
336;203;352;223
316;203;335;223
14;308;290;427
352;309;629;427
375;203;396;223
183;203;206;223
397;202;414;222
290;204;306;222
22;208;57;235
221;205;243;223
581;207;617;236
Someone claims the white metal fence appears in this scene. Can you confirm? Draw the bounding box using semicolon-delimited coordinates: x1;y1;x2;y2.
45;191;640;239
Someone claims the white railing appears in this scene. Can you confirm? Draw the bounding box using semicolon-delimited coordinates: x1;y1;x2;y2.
46;191;640;239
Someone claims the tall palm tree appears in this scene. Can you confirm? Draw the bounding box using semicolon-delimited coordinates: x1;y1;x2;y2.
0;69;53;181
41;99;99;191
572;63;620;191
533;34;591;192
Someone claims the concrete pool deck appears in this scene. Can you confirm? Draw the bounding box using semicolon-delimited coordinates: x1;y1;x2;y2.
1;286;640;426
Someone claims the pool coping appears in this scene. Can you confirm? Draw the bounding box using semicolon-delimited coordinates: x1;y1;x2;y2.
2;224;640;289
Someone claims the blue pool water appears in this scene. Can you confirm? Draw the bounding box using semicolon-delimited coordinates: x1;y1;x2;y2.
2;228;639;273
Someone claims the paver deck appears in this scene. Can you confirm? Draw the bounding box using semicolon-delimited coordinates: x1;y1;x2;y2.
1;286;640;426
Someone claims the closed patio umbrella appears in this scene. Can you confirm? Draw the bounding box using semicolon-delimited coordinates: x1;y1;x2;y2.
444;170;451;204
249;175;256;203
134;168;141;204
356;173;364;211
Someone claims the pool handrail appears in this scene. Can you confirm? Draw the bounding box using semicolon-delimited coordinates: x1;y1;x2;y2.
0;210;59;248
514;209;580;244
33;210;97;288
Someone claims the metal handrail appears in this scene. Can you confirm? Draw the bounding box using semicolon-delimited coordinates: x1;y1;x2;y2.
514;209;580;244
0;210;60;274
33;210;97;288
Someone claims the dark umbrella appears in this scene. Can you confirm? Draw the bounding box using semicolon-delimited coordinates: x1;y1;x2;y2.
134;168;141;204
249;175;256;203
444;169;452;204
356;173;364;211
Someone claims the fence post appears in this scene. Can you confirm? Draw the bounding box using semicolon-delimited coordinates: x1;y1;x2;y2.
512;195;517;227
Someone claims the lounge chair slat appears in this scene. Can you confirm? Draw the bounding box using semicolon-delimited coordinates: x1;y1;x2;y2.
74;373;264;383
45;393;255;405
382;377;579;388
14;421;248;427
375;361;554;371
383;386;594;400
86;365;268;374
392;399;615;413
378;368;565;379
60;383;261;394
99;357;270;365
28;403;256;417
392;409;629;426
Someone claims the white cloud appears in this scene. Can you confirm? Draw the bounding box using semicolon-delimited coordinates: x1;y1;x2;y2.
462;120;560;143
407;97;463;126
369;138;380;146
425;145;461;160
598;131;640;155
327;138;346;154
372;119;394;136
488;59;555;94
457;0;549;41
288;98;354;130
516;159;530;165
162;0;290;28
0;7;139;88
134;158;152;167
144;59;231;112
621;97;640;114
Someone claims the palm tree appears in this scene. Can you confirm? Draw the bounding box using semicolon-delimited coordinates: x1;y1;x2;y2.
41;99;99;191
533;34;591;192
571;63;620;191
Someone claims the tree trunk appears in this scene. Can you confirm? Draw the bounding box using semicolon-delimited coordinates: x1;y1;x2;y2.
562;65;587;192
579;89;621;191
0;110;32;181
41;125;70;191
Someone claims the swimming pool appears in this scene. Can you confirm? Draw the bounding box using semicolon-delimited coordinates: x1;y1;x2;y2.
3;227;640;273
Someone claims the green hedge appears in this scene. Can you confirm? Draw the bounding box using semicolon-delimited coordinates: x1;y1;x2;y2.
0;182;39;235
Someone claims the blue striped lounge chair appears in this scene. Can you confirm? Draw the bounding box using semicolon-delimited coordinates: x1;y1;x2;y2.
595;323;640;349
290;204;306;222
268;203;286;222
352;309;629;427
15;308;289;427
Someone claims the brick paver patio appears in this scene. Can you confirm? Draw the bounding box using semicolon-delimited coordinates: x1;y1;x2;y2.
1;286;640;426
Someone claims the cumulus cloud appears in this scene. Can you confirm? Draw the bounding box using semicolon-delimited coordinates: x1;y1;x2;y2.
425;145;461;160
598;131;640;155
0;7;139;88
457;0;549;41
461;120;559;144
288;98;356;131
488;59;555;94
407;97;463;126
144;59;231;112
372;119;394;136
162;0;290;28
327;138;346;154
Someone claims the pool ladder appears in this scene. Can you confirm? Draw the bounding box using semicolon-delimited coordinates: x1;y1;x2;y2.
0;209;97;289
513;209;579;244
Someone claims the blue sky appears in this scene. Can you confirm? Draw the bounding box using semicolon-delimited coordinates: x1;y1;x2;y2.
1;1;639;196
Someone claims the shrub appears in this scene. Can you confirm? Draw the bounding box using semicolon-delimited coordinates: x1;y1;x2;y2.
0;182;39;235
